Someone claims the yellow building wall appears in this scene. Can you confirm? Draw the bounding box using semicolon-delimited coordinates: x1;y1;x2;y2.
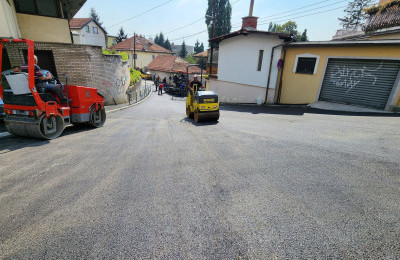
107;36;117;48
279;46;400;106
16;13;71;43
127;51;172;68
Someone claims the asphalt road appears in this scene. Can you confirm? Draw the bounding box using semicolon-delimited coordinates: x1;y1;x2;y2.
0;91;400;259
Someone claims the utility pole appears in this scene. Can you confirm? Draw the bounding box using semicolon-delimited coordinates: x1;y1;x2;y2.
209;0;216;75
133;33;137;69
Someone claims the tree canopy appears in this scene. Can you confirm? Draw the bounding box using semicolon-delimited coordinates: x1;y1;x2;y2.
179;41;188;58
89;8;103;26
116;27;127;43
194;39;205;54
205;0;232;40
339;0;372;28
268;21;309;42
154;32;172;51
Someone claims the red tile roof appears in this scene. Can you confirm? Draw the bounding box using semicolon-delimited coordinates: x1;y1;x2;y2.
108;35;172;54
148;56;205;74
194;50;208;57
69;18;91;29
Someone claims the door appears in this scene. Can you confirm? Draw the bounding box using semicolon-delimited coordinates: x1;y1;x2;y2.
320;58;400;110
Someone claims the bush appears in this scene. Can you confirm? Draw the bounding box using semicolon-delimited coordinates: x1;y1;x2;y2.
130;68;141;86
102;49;129;61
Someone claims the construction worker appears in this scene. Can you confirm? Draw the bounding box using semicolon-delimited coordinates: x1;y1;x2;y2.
188;75;204;93
22;55;70;104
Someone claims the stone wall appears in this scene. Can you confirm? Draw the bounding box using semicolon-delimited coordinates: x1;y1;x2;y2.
5;42;130;105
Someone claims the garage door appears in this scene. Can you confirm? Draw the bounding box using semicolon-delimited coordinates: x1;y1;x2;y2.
320;58;400;110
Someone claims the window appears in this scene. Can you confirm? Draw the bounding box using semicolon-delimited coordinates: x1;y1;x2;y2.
257;50;264;71
296;58;317;74
293;54;320;75
14;0;61;18
152;55;155;60
85;26;89;33
93;27;98;34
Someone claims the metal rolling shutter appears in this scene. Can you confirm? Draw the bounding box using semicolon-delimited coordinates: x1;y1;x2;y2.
320;58;400;110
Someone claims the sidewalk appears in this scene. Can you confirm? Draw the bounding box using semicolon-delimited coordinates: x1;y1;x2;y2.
106;80;153;113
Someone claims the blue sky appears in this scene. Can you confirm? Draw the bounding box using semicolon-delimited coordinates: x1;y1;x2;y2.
75;0;379;47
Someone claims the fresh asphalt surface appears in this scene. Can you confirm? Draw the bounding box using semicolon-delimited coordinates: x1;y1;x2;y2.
0;91;399;259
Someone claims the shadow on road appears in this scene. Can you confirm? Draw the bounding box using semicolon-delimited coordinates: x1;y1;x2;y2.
180;117;219;126
305;107;400;117
0;124;97;154
220;104;400;117
220;104;307;116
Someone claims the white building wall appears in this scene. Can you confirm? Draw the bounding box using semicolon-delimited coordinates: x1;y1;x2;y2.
0;0;21;38
73;21;106;48
217;34;284;89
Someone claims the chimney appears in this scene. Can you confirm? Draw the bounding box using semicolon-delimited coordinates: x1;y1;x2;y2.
242;0;258;30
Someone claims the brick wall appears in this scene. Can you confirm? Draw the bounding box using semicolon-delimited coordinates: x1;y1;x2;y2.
5;42;130;105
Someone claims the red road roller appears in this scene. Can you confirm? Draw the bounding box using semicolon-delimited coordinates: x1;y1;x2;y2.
0;39;106;139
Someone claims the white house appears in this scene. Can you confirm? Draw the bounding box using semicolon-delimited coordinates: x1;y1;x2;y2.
208;16;292;104
70;18;107;48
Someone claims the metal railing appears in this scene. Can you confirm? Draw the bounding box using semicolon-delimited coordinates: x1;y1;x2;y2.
126;83;152;105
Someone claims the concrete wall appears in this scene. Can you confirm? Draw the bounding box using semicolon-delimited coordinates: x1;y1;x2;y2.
6;42;130;105
0;0;21;38
278;45;400;108
71;21;106;48
217;33;284;88
16;13;71;44
208;78;273;104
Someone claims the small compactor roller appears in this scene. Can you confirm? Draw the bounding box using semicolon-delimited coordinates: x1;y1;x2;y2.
185;64;219;122
0;39;106;139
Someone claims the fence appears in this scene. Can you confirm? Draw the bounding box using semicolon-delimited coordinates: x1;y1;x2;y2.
126;83;152;105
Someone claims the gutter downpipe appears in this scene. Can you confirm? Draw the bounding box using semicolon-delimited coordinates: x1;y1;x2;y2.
276;46;287;104
265;42;287;104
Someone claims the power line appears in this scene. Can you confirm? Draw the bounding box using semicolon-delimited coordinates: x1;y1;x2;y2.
147;0;243;38
257;5;348;26
109;0;175;28
258;0;348;22
165;3;348;44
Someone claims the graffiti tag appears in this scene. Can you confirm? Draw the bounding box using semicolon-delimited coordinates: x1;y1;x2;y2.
330;62;382;93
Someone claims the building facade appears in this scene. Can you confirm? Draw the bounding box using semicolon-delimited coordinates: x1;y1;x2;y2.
108;35;173;69
208;16;291;104
276;41;400;111
0;0;85;43
70;18;107;48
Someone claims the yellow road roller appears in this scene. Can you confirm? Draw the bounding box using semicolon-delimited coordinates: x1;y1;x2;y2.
185;65;219;122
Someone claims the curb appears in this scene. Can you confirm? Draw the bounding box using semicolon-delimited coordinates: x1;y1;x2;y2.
106;89;153;114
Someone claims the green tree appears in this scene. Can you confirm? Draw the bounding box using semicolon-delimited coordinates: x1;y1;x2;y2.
164;39;172;51
205;0;232;40
154;35;160;45
199;43;204;52
89;7;103;26
198;57;207;70
300;29;309;42
185;53;196;64
339;0;372;28
116;27;127;43
158;32;165;46
276;21;298;35
194;39;201;54
179;41;188;58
